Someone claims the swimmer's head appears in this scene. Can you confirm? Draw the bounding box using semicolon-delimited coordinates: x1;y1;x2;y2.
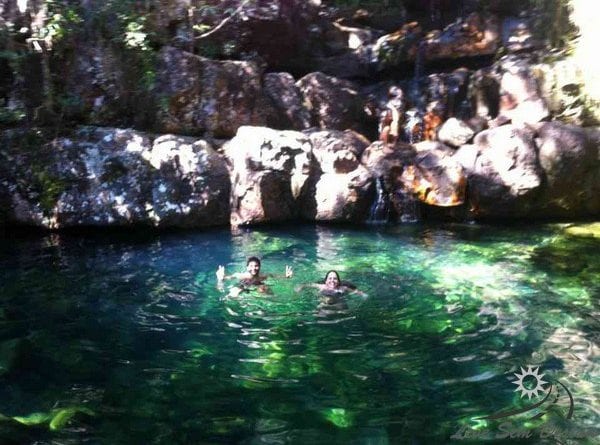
324;270;341;289
246;256;261;276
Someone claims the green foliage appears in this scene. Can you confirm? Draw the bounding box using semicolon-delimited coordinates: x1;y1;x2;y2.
0;107;26;126
40;2;83;44
530;0;577;49
33;169;67;214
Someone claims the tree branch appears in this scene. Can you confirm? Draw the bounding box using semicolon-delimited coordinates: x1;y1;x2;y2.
195;0;252;40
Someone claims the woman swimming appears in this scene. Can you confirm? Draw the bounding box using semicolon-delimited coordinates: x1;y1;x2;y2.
296;270;366;299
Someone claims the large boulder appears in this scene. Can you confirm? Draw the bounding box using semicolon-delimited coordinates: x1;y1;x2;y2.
226;125;376;225
155;46;271;137
534;122;600;217
498;57;549;125
296;72;367;133
225;126;311;226
469;125;542;217
437;117;475;147
298;165;374;222
0;127;230;228
306;129;370;174
400;142;467;207
263;72;312;130
424;13;500;61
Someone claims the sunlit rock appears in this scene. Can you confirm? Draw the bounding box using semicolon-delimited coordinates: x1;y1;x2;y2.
437;117;475;147
499;57;549;125
1;127;229;228
225;126;311;226
532;59;590;125
298;165;373;222
401;145;467;207
424;13;499;60
306;129;370;174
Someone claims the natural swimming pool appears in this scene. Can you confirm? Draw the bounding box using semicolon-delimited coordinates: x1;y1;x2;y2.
0;223;598;444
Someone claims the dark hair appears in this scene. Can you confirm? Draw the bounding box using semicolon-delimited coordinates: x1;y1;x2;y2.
323;270;341;283
247;256;261;267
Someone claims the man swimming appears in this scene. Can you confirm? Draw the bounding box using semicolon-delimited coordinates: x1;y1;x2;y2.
216;256;293;297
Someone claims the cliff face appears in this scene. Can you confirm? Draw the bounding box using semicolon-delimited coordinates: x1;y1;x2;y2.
0;0;598;229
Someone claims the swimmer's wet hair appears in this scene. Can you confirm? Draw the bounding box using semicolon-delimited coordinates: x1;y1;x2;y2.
323;270;341;283
247;256;261;267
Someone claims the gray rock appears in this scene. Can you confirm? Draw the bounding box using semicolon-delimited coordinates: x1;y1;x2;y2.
225;126;312;226
534;122;600;216
1;126;230;228
263;72;312;130
470;124;542;217
298;165;374;222
296;72;366;132
499;57;550;125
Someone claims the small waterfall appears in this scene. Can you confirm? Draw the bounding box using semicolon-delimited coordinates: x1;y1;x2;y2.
457;98;472;120
447;79;460;117
413;40;427;85
404;109;424;144
367;177;390;224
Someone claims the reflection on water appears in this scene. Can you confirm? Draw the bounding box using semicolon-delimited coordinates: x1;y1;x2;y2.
0;224;598;443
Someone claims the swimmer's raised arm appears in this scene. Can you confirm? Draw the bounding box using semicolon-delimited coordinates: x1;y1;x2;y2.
216;265;244;282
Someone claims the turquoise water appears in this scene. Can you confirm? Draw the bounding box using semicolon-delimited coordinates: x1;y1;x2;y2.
0;224;598;444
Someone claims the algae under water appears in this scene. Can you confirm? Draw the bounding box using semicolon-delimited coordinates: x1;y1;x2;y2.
0;223;598;444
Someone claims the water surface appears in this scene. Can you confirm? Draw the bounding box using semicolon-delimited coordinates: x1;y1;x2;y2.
0;224;598;444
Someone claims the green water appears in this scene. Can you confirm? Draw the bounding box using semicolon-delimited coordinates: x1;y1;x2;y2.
0;223;598;444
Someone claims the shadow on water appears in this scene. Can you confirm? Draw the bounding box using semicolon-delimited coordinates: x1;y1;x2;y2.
0;224;598;443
